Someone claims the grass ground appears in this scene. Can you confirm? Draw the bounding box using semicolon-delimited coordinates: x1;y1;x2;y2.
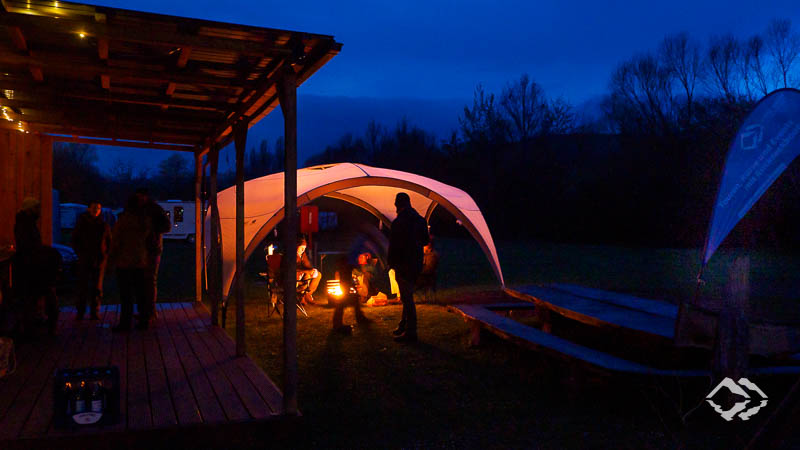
86;238;800;448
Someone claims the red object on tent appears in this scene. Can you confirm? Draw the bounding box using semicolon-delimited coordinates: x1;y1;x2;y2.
357;253;371;265
300;205;319;234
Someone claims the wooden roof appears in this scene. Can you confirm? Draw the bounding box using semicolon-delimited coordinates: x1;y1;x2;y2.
0;0;341;151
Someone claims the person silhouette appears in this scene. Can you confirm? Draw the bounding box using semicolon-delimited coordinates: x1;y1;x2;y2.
387;193;429;343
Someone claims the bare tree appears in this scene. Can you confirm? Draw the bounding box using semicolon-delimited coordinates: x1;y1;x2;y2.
499;74;548;141
460;84;509;144
706;34;741;100
765;19;800;88
744;35;771;97
607;53;675;135
660;32;704;123
364;119;386;160
544;97;576;134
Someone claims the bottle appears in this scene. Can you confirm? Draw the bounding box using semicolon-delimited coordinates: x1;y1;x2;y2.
90;381;105;413
73;381;87;414
63;381;73;415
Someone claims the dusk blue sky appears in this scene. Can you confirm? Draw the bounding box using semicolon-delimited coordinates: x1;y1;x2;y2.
85;0;800;175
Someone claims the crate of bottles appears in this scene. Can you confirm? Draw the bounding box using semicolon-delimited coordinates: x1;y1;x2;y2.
53;366;120;428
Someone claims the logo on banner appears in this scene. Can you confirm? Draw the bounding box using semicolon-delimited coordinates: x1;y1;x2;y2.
740;124;763;150
705;377;768;421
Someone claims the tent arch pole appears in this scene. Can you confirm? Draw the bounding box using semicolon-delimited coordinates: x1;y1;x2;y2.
227;176;504;298
322;191;393;228
424;201;438;222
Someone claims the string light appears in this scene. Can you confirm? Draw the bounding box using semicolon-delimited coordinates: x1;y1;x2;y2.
79;32;86;39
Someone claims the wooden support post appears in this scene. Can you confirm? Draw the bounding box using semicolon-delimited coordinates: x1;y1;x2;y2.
208;145;221;326
201;159;208;292
277;66;298;416
234;122;248;357
40;135;53;246
194;151;203;303
713;256;750;381
468;320;481;347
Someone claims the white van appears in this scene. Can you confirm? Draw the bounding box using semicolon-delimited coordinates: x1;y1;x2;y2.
157;200;196;242
59;203;87;230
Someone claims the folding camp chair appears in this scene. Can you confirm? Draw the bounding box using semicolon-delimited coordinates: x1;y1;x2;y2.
262;253;310;318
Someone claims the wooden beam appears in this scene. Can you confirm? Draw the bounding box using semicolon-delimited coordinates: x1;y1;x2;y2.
29;67;43;82
43;135;195;151
177;47;192;68
0;98;219;132
214;93;279;151
234;121;248;357
163;82;177;111
239;42;340;129
0;13;293;58
208;59;285;144
21;121;202;146
295;41;343;86
276;65;298;416
98;38;109;60
1;102;223;138
7;26;27;51
0;78;233;112
0;49;252;90
6;26;46;83
5;113;206;144
195;150;203;303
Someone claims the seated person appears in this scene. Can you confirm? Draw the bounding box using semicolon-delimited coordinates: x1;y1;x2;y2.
296;237;321;305
353;252;377;302
416;239;439;290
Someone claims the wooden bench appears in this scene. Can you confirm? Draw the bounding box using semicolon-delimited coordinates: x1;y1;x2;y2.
448;303;709;377
501;285;800;375
505;285;676;339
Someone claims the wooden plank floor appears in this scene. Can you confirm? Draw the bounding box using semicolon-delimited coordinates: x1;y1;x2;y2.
0;302;285;448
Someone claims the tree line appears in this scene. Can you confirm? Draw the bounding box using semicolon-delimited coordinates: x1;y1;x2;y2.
54;18;800;249
306;18;800;249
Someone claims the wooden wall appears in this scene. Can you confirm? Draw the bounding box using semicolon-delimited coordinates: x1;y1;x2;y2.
0;131;53;248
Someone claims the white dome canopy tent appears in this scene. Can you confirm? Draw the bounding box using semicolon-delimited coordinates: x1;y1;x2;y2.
208;163;504;299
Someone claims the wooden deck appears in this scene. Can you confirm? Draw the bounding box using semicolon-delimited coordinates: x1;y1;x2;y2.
0;302;288;449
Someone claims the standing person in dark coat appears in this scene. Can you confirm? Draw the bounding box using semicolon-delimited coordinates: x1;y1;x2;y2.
72;201;111;320
135;188;170;327
109;195;151;331
13;197;61;337
388;193;429;343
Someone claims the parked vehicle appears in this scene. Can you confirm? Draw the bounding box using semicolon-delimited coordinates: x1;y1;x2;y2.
157;200;196;242
59;203;86;230
52;243;77;292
